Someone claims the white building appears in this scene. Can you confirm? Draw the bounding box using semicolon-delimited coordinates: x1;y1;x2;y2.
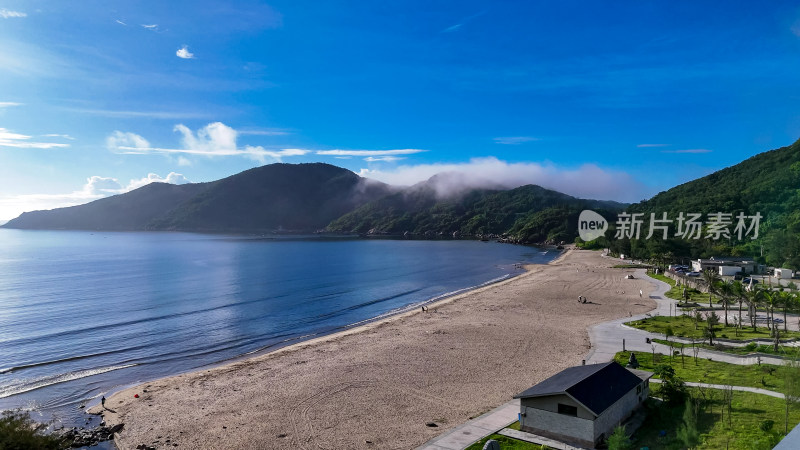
514;361;652;448
775;268;793;279
692;257;755;274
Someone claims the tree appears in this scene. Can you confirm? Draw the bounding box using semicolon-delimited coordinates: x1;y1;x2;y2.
653;364;687;404
717;280;734;327
606;425;632;450
778;289;792;333
665;326;675;360
702;269;721;308
782;357;800;433
676;397;701;449
0;410;63;450
763;290;778;335
733;280;745;336
704;311;720;346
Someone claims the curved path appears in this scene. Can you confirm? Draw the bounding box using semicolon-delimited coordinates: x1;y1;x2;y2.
587;269;790;366
418;267;788;450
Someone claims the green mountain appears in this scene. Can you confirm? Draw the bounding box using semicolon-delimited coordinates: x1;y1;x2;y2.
3;182;210;231
327;175;626;244
608;139;800;269
3;163;392;232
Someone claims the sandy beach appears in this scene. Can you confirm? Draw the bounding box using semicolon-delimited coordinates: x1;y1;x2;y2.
92;248;656;449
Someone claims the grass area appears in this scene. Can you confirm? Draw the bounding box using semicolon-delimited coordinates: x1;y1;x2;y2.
626;314;800;341
632;390;799;449
465;434;552;450
647;272;712;304
614;351;787;392
651;338;800;358
649;272;676;287
464;422;555;450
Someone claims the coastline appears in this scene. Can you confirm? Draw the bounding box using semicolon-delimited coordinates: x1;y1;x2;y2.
92;248;655;449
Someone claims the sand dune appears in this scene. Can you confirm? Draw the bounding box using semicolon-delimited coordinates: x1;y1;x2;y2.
93;248;655;449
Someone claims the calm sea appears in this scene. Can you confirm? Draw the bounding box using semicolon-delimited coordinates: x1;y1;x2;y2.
0;230;558;425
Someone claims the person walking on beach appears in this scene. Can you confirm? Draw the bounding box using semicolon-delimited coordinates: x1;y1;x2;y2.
101;396;106;409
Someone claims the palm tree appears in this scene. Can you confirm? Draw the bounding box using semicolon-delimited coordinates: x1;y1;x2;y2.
702;269;721;309
717;280;734;328
779;289;792;333
732;280;745;335
762;290;778;335
746;286;764;331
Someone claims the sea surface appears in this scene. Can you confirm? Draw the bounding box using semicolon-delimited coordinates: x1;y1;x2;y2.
0;230;558;426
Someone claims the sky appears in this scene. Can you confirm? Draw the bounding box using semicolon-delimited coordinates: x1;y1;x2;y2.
2;1;800;221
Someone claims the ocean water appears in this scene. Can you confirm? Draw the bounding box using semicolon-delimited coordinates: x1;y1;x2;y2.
0;230;558;425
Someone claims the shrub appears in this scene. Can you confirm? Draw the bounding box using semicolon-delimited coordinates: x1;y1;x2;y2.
746;342;758;351
758;344;772;353
760;419;775;432
0;410;63;450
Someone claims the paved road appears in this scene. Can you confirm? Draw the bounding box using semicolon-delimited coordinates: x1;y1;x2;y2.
417;268;790;450
586;269;791;366
650;378;784;399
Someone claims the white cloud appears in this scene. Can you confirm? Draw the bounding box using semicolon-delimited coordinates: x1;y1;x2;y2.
493;136;539;145
0;102;22;108
0;9;26;18
0;172;191;221
357;157;650;203
238;129;290;136
43;134;75;140
177;156;192;166
175;122;237;154
316;149;427;156
0;128;71;149
124;172;190;191
142;24;158;30
106;131;151;151
637;143;670;148
176;45;195;59
66;108;213;120
107;122;310;163
116;19;127;26
83;176;124;195
364;156;405;162
661;149;712;154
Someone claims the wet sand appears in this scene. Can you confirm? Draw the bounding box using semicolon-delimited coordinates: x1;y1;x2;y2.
92;248;655;449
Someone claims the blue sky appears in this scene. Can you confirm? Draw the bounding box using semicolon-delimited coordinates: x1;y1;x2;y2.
2;1;800;220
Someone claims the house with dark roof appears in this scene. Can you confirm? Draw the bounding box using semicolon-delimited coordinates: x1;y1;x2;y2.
514;361;652;448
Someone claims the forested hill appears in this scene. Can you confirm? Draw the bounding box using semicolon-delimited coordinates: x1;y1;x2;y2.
326;177;626;244
609;138;800;268
3;163;393;232
3;161;629;243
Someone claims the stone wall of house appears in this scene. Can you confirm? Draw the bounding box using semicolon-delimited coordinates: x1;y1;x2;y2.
520;406;594;448
520;393;594;420
593;383;645;442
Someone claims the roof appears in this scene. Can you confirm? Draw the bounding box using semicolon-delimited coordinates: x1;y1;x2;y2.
514;362;651;416
628;368;653;381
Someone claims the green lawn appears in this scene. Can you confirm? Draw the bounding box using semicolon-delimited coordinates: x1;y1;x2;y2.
647;272;713;304
651;337;800;358
632;390;799;449
464;422;555;450
626;315;800;341
614;351;787;392
649;272;676;287
465;434;552;450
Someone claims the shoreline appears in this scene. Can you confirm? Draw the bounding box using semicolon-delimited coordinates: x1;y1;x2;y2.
89;250;564;410
92;247;654;449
